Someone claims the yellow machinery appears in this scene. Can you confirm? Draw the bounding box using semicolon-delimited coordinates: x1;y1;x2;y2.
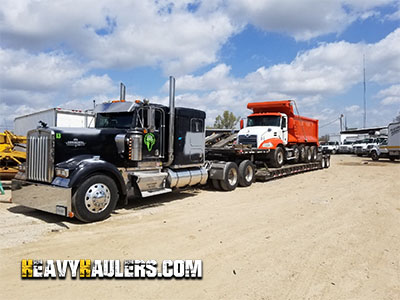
0;131;27;180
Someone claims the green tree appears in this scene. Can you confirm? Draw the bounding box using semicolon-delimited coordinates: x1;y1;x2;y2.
213;111;240;129
394;112;400;122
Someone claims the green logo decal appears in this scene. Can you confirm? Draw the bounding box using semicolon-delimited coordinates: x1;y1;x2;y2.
144;133;156;151
56;133;61;139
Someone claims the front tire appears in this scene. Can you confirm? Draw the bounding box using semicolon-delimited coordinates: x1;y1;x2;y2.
270;147;284;168
72;174;118;222
310;145;317;161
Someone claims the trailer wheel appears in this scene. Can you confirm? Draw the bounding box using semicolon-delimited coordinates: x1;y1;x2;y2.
324;156;330;168
310;146;317;161
72;174;118;223
238;160;255;187
219;162;239;191
299;145;306;162
304;146;312;162
371;151;379;161
270;147;284;168
321;156;326;168
211;179;221;190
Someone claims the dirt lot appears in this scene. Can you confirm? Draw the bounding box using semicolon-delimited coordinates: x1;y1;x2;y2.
0;155;399;299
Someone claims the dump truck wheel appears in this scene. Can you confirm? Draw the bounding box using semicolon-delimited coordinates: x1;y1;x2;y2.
219;162;239;191
299;145;306;162
238;160;255;187
321;156;326;168
270;147;284;168
304;146;312;162
310;146;317;161
72;174;118;223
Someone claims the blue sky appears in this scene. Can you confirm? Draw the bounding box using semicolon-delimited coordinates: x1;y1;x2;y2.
1;0;399;135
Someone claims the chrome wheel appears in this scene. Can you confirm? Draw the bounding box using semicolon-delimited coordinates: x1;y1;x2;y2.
245;165;254;182
228;168;238;185
84;183;111;213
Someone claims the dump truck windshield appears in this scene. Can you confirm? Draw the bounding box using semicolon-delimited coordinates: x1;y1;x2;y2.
247;115;281;127
95;112;133;129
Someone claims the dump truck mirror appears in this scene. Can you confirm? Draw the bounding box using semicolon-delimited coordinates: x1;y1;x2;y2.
240;119;244;129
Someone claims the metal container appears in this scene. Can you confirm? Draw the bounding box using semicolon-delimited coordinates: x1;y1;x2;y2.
167;167;208;188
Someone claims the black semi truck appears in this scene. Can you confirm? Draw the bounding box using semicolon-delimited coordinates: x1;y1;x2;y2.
12;77;330;222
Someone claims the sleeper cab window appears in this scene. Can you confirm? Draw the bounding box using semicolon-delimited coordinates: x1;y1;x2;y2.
191;118;204;133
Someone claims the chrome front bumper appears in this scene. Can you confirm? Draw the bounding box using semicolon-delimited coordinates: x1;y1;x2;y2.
11;179;73;217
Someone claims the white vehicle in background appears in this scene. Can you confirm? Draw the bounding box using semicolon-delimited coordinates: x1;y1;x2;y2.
353;138;374;156
14;108;94;136
370;122;400;161
321;141;339;154
338;140;354;154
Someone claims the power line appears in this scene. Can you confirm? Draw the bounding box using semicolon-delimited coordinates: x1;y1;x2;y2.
320;117;340;129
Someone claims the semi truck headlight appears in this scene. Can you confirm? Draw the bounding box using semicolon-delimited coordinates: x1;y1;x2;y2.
55;168;69;178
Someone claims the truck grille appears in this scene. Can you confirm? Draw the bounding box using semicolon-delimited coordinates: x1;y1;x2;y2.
27;129;55;183
238;135;258;148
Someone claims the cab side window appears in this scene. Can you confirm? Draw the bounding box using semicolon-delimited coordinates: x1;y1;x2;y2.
191;119;204;133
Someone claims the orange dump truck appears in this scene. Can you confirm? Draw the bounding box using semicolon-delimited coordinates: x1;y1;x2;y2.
237;100;319;167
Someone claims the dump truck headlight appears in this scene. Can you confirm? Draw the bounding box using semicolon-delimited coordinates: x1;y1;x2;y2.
263;142;273;148
55;168;69;178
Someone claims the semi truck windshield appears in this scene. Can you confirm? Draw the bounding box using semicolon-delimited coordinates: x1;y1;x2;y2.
247;115;281;127
95;112;133;129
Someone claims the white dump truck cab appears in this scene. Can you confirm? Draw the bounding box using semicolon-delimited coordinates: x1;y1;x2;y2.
237;113;288;148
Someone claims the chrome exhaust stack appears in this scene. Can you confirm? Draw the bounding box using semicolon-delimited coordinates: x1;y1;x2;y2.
120;83;126;101
165;76;175;166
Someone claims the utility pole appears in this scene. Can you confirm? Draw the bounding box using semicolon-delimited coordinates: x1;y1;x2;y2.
363;54;366;128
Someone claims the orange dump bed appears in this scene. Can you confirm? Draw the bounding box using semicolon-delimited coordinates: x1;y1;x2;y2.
247;100;319;145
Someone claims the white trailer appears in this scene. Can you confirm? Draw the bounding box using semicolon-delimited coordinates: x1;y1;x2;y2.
14;108;94;136
385;122;400;157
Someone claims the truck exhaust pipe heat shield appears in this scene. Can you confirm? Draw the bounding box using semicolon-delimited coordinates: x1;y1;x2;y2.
165;76;175;166
128;130;143;161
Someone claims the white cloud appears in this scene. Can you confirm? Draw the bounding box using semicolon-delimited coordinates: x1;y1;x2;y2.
0;48;84;92
72;75;115;97
345;105;361;112
376;84;400;104
225;0;397;41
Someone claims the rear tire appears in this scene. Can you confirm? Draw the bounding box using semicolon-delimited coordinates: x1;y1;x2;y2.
72;174;118;223
299;145;306;162
238;160;255;187
211;179;221;190
310;145;317;161
292;145;300;164
219;162;239;191
270;147;284;168
304;146;312;162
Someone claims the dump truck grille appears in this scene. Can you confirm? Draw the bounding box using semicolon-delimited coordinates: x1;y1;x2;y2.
27;129;55;183
238;135;258;148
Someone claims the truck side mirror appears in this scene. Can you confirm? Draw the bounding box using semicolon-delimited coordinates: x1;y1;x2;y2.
240;119;244;129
